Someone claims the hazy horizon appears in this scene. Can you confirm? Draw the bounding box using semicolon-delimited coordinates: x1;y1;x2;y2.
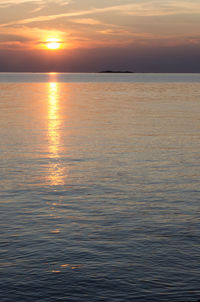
0;71;200;74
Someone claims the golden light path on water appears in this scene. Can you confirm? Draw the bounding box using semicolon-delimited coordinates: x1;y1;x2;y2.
48;82;59;156
47;78;67;186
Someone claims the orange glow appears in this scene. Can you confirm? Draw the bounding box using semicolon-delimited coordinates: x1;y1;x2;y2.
60;264;70;268
47;80;67;185
46;38;62;50
48;82;60;158
51;229;60;233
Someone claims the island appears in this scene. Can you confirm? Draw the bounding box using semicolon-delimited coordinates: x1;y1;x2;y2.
99;70;134;73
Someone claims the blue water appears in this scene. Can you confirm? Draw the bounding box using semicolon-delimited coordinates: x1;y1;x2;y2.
0;73;200;301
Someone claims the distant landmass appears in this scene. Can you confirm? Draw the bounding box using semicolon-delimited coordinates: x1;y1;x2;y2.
99;70;134;73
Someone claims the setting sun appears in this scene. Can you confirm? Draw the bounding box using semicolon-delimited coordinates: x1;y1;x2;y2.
46;39;61;50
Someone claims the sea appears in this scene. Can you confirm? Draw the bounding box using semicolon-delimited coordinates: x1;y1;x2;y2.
0;73;200;302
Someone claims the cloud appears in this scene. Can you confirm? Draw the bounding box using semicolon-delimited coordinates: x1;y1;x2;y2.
1;0;200;29
71;18;102;25
0;0;200;53
0;34;32;42
122;1;200;16
0;0;42;7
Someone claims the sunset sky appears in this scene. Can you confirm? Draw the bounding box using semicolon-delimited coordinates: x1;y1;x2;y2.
0;0;200;72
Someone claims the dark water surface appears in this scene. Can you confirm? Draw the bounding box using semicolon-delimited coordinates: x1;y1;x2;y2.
0;73;200;301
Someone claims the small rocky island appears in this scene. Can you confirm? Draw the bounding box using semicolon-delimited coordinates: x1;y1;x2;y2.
99;70;134;73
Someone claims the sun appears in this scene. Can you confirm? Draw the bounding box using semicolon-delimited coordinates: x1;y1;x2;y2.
46;38;61;50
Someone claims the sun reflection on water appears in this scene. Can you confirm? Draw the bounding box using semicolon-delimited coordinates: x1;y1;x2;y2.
48;82;61;157
47;80;67;186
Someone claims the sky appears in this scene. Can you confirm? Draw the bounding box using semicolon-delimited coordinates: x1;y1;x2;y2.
0;0;200;72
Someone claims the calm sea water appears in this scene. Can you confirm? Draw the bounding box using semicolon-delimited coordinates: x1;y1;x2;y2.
0;73;200;302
